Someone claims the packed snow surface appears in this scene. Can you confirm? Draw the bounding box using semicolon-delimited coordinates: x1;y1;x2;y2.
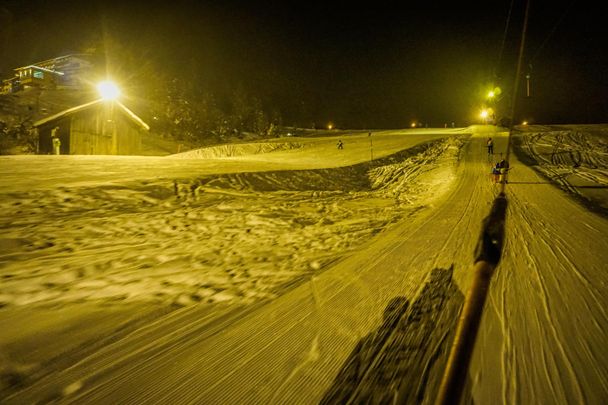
1;126;607;404
0;132;457;309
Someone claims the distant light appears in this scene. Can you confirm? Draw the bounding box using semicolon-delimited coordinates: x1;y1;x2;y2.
480;109;489;119
488;90;495;98
522;121;528;126
97;81;120;100
411;122;416;128
327;123;333;130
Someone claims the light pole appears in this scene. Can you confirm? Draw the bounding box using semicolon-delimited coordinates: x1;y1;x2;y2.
97;81;120;153
368;132;373;162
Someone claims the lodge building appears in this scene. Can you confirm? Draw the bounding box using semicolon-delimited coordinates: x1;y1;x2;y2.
1;54;93;94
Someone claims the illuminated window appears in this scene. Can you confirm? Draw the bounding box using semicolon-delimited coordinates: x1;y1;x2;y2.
33;71;44;79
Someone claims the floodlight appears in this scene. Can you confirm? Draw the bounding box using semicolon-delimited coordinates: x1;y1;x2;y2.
97;81;120;100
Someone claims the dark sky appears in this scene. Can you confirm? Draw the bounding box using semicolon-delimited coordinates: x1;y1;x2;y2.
1;0;606;128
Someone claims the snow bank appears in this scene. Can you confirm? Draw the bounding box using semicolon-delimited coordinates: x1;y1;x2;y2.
514;128;608;213
171;141;304;159
0;137;464;311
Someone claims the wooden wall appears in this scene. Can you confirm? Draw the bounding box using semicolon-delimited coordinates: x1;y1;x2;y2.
38;104;143;155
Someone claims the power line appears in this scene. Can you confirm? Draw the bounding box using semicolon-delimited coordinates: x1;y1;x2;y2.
529;0;575;64
494;0;516;79
502;0;531;193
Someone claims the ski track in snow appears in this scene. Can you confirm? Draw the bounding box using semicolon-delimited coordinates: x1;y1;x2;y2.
483;127;608;404
2;126;608;403
516;207;583;403
0;138;458;311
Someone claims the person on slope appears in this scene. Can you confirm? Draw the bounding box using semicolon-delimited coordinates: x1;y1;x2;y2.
491;162;501;183
498;159;510;184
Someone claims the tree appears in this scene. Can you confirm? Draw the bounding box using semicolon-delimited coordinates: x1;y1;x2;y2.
84;34;283;146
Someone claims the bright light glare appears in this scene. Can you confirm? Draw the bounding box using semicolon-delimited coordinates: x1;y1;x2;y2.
97;81;120;100
480;109;489;119
488;90;495;98
522;121;528;125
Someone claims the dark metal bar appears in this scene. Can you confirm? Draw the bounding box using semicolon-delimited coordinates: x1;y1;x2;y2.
435;193;508;404
434;260;495;405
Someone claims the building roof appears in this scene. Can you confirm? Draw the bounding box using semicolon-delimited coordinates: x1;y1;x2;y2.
15;65;65;75
14;54;92;71
33;99;150;131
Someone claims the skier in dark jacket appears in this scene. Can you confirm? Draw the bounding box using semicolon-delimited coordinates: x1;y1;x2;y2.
491;162;501;183
498;159;510;183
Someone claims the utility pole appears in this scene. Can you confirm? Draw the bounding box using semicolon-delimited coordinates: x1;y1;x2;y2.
368;132;373;162
436;0;530;403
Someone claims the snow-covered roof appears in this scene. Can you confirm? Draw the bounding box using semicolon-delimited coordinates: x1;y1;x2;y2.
15;65;65;75
14;54;92;71
33;99;150;131
116;101;150;131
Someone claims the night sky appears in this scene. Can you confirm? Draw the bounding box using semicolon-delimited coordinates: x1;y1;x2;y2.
1;0;606;128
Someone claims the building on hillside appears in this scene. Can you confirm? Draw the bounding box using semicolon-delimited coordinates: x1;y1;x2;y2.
35;54;94;87
1;54;94;94
13;65;65;90
33;99;150;155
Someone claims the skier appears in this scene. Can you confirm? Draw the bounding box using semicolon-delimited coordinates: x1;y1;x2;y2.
337;140;344;150
491;162;501;183
498;159;510;183
487;138;494;155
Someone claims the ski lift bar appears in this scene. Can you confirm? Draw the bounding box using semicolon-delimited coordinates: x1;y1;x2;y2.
435;193;508;404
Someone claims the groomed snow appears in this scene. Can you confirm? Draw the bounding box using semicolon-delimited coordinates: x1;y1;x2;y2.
1;126;607;403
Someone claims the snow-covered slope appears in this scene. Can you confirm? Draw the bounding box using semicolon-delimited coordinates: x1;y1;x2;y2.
1;126;607;403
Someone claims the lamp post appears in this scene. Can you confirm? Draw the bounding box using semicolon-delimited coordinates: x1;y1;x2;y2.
97;81;120;153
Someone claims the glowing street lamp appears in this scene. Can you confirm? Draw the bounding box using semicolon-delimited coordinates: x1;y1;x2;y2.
480;109;489;121
487;86;501;100
97;81;120;100
327;123;333;130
